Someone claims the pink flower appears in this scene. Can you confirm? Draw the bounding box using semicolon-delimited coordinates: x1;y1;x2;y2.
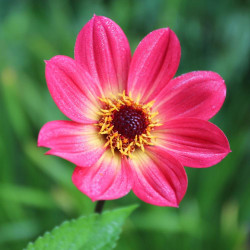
38;15;230;207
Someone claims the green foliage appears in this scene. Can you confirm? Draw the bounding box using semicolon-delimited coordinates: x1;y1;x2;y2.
0;0;249;249
25;205;137;250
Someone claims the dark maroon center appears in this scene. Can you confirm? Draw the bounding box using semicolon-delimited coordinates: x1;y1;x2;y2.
112;106;148;139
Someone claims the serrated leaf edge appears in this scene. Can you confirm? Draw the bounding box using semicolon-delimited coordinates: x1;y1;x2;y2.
25;204;138;250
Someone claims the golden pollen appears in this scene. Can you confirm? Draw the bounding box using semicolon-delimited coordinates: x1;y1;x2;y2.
96;91;161;158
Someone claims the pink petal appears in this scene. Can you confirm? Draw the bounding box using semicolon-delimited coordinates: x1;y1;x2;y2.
45;55;101;123
74;15;131;96
127;28;181;103
129;147;187;207
72;152;133;201
38;121;105;167
154;71;226;121
154;118;231;168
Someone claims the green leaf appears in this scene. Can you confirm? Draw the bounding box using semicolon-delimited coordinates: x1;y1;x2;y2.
25;205;137;250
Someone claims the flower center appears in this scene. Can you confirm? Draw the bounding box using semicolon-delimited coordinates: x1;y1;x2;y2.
112;106;148;139
96;91;161;157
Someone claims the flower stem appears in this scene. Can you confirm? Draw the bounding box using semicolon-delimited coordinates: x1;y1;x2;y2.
95;200;106;214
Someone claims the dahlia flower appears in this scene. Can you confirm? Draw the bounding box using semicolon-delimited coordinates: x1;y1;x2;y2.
38;15;230;207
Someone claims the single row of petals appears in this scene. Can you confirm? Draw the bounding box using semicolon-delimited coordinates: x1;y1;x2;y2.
40;15;230;207
38;117;230;170
45;16;226;125
40;117;229;205
45;57;226;126
39;117;229;206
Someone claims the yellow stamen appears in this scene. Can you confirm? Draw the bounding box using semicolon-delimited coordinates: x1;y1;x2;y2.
149;111;159;118
96;91;161;157
142;100;155;109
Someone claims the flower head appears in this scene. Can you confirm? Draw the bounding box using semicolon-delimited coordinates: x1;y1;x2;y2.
38;15;230;207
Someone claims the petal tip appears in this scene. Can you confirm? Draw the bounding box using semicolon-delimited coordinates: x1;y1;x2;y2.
91;197;98;202
92;14;98;21
165;27;170;32
44;150;52;156
225;140;231;154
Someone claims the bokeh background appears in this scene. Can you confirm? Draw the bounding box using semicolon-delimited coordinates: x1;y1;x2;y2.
0;0;250;249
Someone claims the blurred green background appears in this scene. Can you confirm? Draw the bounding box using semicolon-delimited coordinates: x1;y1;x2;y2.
0;0;249;249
